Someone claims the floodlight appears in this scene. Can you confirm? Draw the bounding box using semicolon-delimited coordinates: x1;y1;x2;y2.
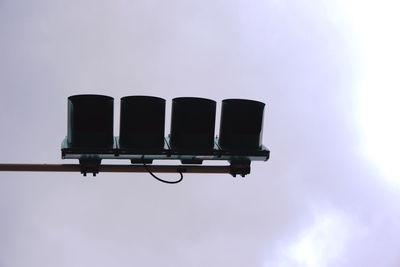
67;94;114;148
119;96;166;150
169;97;216;151
218;99;265;151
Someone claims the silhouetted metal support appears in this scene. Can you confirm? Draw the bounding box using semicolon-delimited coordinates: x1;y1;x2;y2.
0;163;232;174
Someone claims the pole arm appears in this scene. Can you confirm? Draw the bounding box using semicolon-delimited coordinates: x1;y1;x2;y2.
0;163;231;174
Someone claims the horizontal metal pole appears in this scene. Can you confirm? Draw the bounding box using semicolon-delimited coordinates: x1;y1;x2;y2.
0;164;231;174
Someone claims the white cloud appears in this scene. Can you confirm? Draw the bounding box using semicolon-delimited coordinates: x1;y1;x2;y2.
265;211;366;267
340;0;400;187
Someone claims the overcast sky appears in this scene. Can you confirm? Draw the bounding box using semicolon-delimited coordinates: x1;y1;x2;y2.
0;0;399;266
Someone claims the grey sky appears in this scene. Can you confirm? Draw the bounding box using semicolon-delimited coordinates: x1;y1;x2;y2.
0;0;399;266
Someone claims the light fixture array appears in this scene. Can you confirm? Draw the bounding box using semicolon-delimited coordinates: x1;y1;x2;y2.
61;94;270;177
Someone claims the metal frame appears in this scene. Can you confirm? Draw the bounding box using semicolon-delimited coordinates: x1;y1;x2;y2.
59;136;269;177
0;138;269;178
61;137;270;163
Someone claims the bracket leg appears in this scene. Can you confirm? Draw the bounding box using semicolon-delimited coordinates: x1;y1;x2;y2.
79;159;101;176
229;160;251;177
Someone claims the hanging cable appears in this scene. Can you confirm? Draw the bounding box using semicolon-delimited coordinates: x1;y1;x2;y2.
142;160;183;184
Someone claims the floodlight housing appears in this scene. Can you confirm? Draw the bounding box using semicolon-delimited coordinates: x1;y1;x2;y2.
61;94;269;177
67;94;114;148
169;97;216;152
218;99;265;151
119;96;166;150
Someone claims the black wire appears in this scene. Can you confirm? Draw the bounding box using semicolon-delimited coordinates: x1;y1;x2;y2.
143;161;183;184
